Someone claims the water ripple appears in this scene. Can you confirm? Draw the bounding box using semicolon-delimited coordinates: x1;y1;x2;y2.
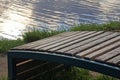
0;0;120;39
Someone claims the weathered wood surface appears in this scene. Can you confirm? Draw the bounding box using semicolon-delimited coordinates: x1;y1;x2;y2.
13;31;120;67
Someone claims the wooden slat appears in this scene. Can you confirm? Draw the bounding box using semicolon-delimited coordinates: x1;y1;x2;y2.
95;47;120;61
84;41;120;59
11;31;120;67
33;31;91;49
40;31;99;50
76;36;120;57
17;62;60;79
65;32;119;55
17;62;49;75
27;64;65;80
56;32;111;53
49;31;103;51
107;55;120;64
15;59;31;64
16;59;33;66
13;32;78;50
16;60;47;73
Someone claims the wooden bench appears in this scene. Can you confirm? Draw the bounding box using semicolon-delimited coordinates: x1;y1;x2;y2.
8;31;120;80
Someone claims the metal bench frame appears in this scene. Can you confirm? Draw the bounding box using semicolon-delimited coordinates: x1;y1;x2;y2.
8;50;120;80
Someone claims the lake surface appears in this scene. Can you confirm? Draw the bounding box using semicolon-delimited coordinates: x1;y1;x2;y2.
0;0;120;39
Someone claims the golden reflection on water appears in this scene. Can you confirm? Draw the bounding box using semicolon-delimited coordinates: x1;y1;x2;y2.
0;0;120;39
99;0;118;14
0;3;33;39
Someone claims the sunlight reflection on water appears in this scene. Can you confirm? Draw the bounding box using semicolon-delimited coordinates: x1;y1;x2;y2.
0;0;120;39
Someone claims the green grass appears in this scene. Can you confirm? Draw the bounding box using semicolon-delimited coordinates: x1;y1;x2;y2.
71;21;120;31
0;77;7;80
0;39;24;54
38;67;90;80
22;30;64;43
94;75;117;80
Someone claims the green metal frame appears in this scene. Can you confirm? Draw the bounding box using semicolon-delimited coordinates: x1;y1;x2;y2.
8;50;120;80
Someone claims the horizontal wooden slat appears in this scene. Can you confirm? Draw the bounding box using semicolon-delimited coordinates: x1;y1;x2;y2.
84;41;120;59
49;31;103;51
27;64;65;80
107;55;120;64
33;31;90;49
15;59;31;64
76;36;120;57
95;47;120;62
65;32;119;55
28;31;80;49
56;32;110;53
13;32;78;49
16;60;46;73
40;31;98;50
17;62;61;79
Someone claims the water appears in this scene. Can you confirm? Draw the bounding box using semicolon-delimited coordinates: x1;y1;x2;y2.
0;0;120;39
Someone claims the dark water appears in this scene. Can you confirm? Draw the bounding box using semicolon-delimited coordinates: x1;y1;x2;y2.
0;0;120;39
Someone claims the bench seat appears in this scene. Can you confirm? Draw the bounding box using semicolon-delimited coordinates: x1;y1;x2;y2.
8;31;120;80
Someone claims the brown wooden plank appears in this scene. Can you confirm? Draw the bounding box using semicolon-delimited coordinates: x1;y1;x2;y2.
27;64;65;80
16;59;33;66
16;60;47;73
17;62;49;76
33;31;91;50
107;55;120;64
15;59;31;64
49;31;104;51
56;32;111;53
40;31;98;50
76;36;120;57
17;62;61;79
84;41;120;59
95;47;120;62
13;32;78;50
65;32;119;55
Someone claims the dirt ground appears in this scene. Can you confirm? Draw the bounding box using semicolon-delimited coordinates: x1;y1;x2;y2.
0;55;8;77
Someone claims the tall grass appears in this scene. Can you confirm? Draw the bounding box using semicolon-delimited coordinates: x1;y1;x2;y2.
22;30;64;43
0;39;24;54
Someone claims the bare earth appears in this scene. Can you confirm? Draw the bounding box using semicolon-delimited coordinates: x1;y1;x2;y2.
0;55;8;77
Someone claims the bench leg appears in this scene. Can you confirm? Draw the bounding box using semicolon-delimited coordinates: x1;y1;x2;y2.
8;54;17;80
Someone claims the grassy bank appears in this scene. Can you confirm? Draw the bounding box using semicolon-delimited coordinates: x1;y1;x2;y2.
71;21;120;31
0;21;120;80
0;30;63;54
0;39;24;54
23;30;63;43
